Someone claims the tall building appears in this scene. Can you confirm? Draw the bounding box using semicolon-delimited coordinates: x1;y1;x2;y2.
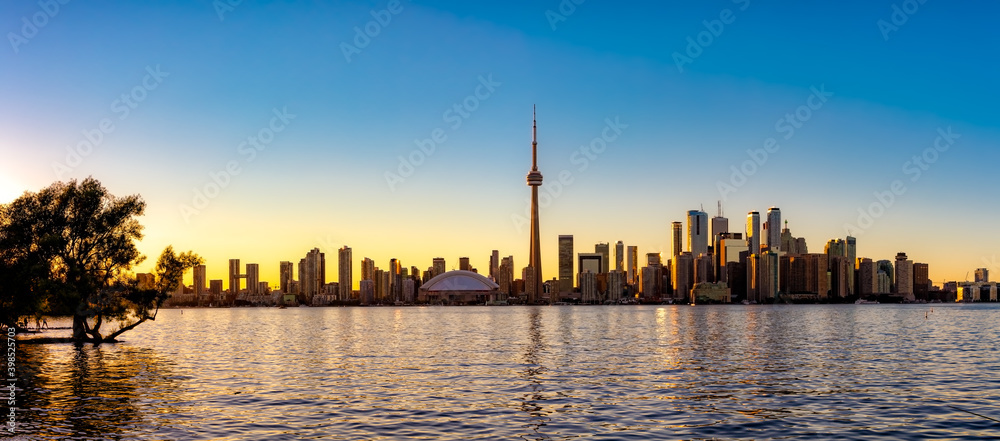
672;221;683;258
626;245;638;286
825;239;846;273
499;256;514;297
459;257;471;271
579;270;598;303
522;266;537;301
432;258;446;277
858;258;878;295
526;107;545;304
877;260;894;290
717;233;747;283
914;263;929;300
687;210;708;257
607;270;624;303
558;235;574;293
672;252;693;301
746;212;761;256
280;261;294;294
759;251;779;301
228;259;241;294
711;202;729;240
578;253;604;275
361;258;374;282
299;248;325;300
339;246;352;300
490;250;500;281
975;268;989;283
193;264;207;296
845;236;857;295
359;279;374;305
245;263;259;295
615;241;624;272
763;207;781;252
895;252;914;301
595;243;610;274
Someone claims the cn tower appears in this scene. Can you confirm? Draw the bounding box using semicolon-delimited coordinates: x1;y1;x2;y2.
526;106;544;304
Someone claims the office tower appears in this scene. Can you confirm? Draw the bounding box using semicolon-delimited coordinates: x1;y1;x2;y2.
626;246;638;286
300;248;325;300
646;252;661;267
606;270;624;302
280;261;294;294
339;246;352;300
858;258;877;295
895;253;914;301
579;270;597;303
975;268;989;283
359;279;374;305
716;233;747;283
432;258;446;277
780;222;797;255
595;243;610;273
490;250;500;280
193;265;207;296
526;107;545;304
499;256;514;297
522;266;537;302
380;270;390;303
361;258;375;282
711;202;729;240
795;237;808;254
578;253;604;275
759;251;779;301
845;236;857;295
746;212;761;256
640;266;662;300
389;258;402;302
763;207;781;252
558;235;574;293
209;280;223;296
877;271;891;294
615;241;624;272
914;263;929;300
877;260;894;290
694;254;713;284
829;256;849;299
671;221;683;258
746;253;759;302
402;279;415;303
672;252;694;301
687;210;708;256
245;263;259;295
228;259;241;294
459;257;471;271
825;239;846;273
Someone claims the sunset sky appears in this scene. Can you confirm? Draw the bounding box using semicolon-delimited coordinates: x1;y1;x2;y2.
2;1;998;287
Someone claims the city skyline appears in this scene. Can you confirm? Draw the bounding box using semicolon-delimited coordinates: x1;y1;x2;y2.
2;1;999;288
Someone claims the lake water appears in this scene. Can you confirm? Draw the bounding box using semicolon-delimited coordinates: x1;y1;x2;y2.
10;304;1000;440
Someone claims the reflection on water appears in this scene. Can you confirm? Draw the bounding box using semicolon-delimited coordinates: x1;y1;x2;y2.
13;304;1000;440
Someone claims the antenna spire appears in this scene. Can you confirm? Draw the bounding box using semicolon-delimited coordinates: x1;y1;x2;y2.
531;105;538;170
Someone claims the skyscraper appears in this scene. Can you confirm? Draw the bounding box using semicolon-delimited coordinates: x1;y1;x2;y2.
361;258;374;282
672;221;683;258
339;246;352;300
245;263;259;295
193;264;207;296
746;212;761;256
712;202;729;240
527;107;544;304
975;268;989;283
764;207;781;252
595;243;610;273
688;210;708;257
490;250;500;281
895;252;914;302
845;236;856;295
459;257;471;271
432;258;446;277
228;259;241;294
279;261;294;294
558;235;574;294
626;245;638;286
615;241;624;272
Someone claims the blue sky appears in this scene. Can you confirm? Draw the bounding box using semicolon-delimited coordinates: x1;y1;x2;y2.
1;0;998;285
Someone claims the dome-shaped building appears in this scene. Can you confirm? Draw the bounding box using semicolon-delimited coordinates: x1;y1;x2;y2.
419;270;499;304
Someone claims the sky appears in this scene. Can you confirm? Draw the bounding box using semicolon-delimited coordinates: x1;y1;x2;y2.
2;0;998;288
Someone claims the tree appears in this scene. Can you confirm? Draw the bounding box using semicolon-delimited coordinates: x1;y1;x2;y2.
0;178;201;342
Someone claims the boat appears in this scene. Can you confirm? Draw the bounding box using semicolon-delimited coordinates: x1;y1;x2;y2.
855;299;879;304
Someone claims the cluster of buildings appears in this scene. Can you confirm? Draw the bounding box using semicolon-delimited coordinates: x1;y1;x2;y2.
159;110;996;307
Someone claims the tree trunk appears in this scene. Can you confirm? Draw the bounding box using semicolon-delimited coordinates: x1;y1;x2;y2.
72;315;87;341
